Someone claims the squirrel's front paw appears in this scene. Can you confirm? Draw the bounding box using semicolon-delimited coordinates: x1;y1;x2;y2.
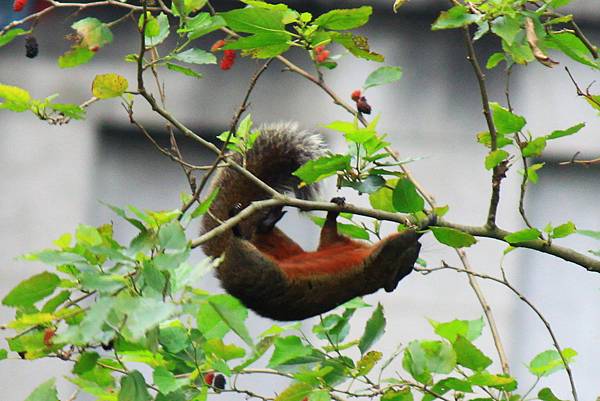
330;197;346;206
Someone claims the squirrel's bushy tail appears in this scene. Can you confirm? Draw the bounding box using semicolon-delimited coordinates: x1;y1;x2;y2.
201;122;325;257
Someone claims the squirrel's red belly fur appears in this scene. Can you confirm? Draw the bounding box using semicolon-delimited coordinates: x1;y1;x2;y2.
278;245;371;278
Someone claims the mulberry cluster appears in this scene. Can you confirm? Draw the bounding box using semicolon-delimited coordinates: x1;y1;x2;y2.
13;0;27;12
350;89;372;114
313;45;330;63
204;372;226;389
220;50;236;70
210;39;236;70
25;35;38;58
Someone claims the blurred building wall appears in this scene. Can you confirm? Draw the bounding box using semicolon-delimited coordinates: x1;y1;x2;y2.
1;1;599;400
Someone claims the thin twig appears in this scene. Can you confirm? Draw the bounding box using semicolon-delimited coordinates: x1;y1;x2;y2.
455;249;511;376
463;26;503;228
565;67;600;109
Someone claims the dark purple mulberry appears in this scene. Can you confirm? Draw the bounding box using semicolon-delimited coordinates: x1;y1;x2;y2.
25;36;38;59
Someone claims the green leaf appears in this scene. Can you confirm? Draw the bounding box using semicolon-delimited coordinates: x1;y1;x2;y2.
159;323;190;353
173;48;216;64
486;52;506;69
274;382;313;401
430;317;484;342
392;178;424;213
504;228;541;244
57;297;114;345
490;16;522;45
468;372;517;391
473;21;490;41
208;294;253;347
363;66;402;90
145;13;170;47
476;131;513;148
502;33;534;64
183;13;226;40
49;103;86;120
140;12;161;37
225;32;291;58
545;32;600;70
76;224;103;246
485;149;509;170
585;95;600;112
381;388;413;401
166;63;203;79
204;338;246;360
8;312;56;330
72;17;113;50
311;216;370;241
343;127;376;143
293;154;351;184
269;336;312;368
522;137;547;158
308;390;332;401
0;349;7;360
119;370;151;401
116;297;176;340
0;83;31;112
325;120;356;133
158;221;187;250
24;379;58;401
453;335;492;371
403;340;456;384
314;6;372;30
525;162;544;184
220;8;286;34
330;32;384;62
153;366;187;395
58;46;95;68
2;272;60;307
313;310;353;344
577;229;600;240
528;348;577;377
432;6;480;30
430;227;477;248
358;303;386;354
422;378;472;401
73;352;101;375
80;273;126;294
551;221;576;239
172;0;207;16
550;0;572;7
354;175;386;194
490;102;526;134
0;28;30;48
547;122;585;140
369;179;396;212
356;350;382;375
92;73;128;99
538;388;565;401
